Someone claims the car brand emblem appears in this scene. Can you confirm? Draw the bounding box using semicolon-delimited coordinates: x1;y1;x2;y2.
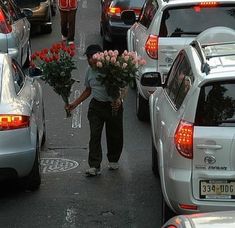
204;156;216;164
165;57;173;64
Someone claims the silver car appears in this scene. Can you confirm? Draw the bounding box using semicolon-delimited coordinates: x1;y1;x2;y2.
149;27;235;223
0;0;32;67
122;0;235;121
0;53;46;190
162;211;235;228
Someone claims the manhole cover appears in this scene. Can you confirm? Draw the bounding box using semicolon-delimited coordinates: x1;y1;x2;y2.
40;158;79;173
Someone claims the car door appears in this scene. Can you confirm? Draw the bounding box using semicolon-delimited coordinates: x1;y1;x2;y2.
193;81;235;201
128;0;158;70
7;0;30;66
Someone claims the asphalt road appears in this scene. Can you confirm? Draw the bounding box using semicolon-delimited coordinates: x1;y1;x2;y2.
0;0;162;227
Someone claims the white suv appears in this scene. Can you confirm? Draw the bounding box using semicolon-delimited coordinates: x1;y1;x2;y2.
122;0;235;121
149;27;235;223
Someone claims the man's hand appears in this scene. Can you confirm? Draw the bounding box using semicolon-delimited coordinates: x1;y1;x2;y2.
111;98;122;111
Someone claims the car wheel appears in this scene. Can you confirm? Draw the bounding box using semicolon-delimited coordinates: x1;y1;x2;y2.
41;107;46;147
102;37;112;50
41;7;52;34
51;4;56;16
24;138;41;191
161;196;175;225
152;139;159;177
136;91;149;121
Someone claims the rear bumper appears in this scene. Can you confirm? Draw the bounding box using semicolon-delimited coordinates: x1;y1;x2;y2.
0;128;36;179
29;5;50;25
106;20;130;41
164;168;235;214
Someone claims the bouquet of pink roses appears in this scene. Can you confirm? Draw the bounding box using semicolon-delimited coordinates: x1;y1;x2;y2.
92;50;146;100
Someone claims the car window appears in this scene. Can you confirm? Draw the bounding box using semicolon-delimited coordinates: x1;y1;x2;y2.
160;4;235;37
165;52;193;108
12;60;25;94
15;0;41;8
138;0;158;28
195;81;235;127
112;0;144;8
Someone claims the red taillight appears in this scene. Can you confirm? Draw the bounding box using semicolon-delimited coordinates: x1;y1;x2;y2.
174;120;193;159
194;2;218;12
133;8;141;17
166;226;177;228
145;35;158;59
0;9;12;34
199;1;218;7
179;203;198;210
107;7;121;16
0;115;30;130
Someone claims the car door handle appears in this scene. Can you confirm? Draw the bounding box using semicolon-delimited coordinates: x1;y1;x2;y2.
196;144;222;150
156;106;160;111
160;49;178;53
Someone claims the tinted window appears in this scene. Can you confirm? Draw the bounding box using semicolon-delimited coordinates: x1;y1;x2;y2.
139;0;158;28
12;60;25;94
166;53;194;108
195;81;235;127
15;0;41;8
112;0;144;8
160;4;235;37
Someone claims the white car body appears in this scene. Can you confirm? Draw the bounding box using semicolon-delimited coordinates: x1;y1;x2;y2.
126;0;235;121
149;27;235;223
162;210;235;228
0;53;45;190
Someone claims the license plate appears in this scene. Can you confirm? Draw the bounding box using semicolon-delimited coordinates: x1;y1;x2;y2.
200;180;235;199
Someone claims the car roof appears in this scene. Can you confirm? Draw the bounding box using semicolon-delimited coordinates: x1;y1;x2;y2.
159;0;235;7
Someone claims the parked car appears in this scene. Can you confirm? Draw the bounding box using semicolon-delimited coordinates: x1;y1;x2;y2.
16;0;56;34
122;0;235;121
100;0;145;49
149;27;235;224
162;210;235;228
0;0;32;67
0;52;46;191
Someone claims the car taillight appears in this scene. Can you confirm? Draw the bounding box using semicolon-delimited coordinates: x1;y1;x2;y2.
133;8;141;17
199;1;219;7
0;9;12;34
0;115;30;130
174;120;193;159
107;7;121;16
194;1;219;12
145;35;158;59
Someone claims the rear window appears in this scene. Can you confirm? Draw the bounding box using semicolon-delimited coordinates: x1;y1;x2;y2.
160;4;235;37
15;0;43;8
195;81;235;127
112;0;144;8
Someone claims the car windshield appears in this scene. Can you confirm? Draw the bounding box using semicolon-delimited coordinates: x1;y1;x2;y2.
195;80;235;127
160;4;235;37
15;0;44;8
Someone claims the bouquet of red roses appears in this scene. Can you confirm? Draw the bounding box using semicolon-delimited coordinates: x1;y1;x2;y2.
30;42;78;117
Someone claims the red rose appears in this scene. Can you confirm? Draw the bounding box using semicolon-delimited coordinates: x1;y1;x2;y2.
70;51;75;57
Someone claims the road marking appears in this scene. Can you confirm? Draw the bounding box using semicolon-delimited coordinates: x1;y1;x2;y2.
62;208;77;228
82;0;87;8
77;32;86;60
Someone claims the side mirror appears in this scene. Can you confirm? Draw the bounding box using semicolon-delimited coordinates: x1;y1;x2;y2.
29;67;43;78
21;8;33;18
121;10;136;25
140;72;162;87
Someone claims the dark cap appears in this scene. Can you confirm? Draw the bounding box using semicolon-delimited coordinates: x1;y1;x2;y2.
84;44;103;57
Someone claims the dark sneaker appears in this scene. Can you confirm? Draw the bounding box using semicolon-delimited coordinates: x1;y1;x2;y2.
85;167;101;177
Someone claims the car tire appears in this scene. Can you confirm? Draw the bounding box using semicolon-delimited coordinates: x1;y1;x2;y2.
24;138;41;191
161;196;175;225
136;91;149;121
41;106;46;147
41;6;52;34
152;139;159;177
102;37;112;50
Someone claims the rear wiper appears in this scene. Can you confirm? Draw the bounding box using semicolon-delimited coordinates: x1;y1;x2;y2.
170;31;200;37
217;119;235;124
